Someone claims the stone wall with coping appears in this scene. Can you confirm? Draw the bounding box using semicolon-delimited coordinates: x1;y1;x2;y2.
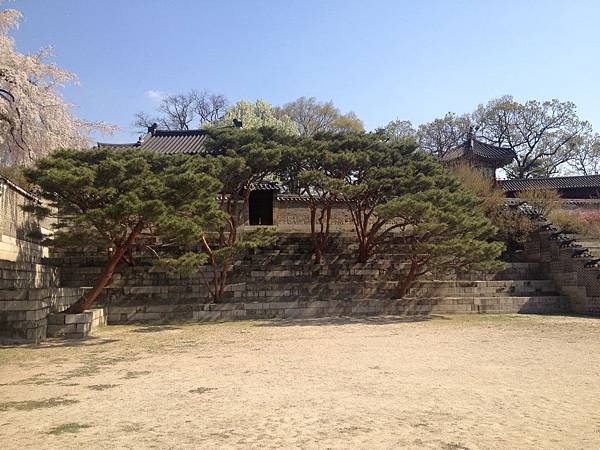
103;294;567;324
273;199;354;231
0;287;86;342
0;178;84;342
47;308;106;339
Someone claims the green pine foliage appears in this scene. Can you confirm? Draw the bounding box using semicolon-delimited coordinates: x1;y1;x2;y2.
376;177;504;297
159;127;285;301
23;148;222;312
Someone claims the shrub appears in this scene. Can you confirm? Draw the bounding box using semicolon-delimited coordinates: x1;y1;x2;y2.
548;209;600;238
517;188;561;218
548;210;586;234
452;164;534;251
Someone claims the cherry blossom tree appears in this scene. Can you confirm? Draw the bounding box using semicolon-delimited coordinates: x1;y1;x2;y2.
0;2;113;165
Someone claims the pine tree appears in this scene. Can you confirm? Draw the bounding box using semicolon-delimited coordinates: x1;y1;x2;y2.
159;127;285;301
23;148;221;313
376;179;504;297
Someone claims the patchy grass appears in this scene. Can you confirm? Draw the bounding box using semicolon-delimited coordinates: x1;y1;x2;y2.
189;387;216;394
87;384;119;391
122;370;150;379
0;397;78;412
121;423;143;433
2;316;600;449
48;423;91;435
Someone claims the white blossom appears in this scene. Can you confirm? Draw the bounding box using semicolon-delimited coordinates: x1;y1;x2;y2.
0;1;115;164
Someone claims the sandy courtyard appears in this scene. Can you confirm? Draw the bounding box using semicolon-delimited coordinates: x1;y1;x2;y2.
1;314;600;449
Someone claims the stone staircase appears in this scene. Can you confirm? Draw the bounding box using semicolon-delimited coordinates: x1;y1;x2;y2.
51;232;570;323
522;228;600;315
190;233;568;320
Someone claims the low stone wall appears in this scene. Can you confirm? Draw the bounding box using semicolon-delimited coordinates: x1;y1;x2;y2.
104;295;567;324
0;287;86;342
0;259;59;290
274;199;354;231
47;308;106;339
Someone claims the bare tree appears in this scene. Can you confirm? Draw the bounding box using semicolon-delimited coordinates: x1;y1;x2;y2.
473;96;591;178
376;119;417;144
158;93;197;130
191;90;228;124
417;112;471;158
134;89;228;132
567;132;600;175
276;96;363;136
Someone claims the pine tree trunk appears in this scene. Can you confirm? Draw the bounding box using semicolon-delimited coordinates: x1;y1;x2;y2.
314;246;322;265
397;259;418;298
357;241;370;263
65;223;143;314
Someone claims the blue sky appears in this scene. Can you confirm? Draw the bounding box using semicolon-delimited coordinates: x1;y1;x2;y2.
11;0;600;143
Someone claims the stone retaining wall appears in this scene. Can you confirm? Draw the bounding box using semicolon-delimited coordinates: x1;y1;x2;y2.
47;308;106;339
0;287;86;342
104;295;567;324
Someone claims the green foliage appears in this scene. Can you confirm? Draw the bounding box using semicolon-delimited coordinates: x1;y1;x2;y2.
378;185;504;296
23;148;222;312
160;127;286;301
298;134;505;293
332;135;431;262
452;164;536;251
48;423;91;435
0;164;31;189
23;148;173;249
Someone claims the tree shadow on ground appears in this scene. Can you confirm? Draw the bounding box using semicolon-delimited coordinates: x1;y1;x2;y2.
130;325;182;333
1;337;120;349
256;314;448;328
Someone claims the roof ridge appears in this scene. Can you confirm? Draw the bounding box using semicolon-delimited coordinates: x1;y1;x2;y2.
153;129;207;136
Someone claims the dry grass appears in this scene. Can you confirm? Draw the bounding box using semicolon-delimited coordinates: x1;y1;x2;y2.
1;315;600;449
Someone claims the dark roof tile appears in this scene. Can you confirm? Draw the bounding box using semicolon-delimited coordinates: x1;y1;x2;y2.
443;138;516;166
140;129;207;155
501;175;600;192
98;129;208;154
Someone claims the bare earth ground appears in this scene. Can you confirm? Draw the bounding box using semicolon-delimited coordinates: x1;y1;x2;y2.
1;315;600;449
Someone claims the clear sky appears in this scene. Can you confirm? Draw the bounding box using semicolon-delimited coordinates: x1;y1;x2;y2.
10;0;600;143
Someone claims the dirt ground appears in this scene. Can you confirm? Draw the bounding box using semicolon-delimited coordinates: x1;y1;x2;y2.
1;314;600;449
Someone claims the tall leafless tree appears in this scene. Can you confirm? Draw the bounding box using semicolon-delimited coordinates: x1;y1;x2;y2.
567;132;600;175
473;96;591;178
134;89;228;132
417;112;471;158
276;96;363;136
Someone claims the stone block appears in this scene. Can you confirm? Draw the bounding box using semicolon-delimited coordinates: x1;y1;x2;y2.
76;323;91;333
64;312;92;324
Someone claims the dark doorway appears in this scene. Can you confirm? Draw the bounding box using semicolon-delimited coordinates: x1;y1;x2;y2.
248;191;274;225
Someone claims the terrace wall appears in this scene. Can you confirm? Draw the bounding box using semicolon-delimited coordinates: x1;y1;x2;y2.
273;198;354;231
0;178;83;342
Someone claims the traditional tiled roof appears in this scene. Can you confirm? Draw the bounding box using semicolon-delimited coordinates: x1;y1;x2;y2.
276;193;348;203
443;138;516;167
98;126;208;155
0;174;38;201
277;194;311;202
138;129;208;155
97;142;138;148
253;181;279;191
501;175;600;192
